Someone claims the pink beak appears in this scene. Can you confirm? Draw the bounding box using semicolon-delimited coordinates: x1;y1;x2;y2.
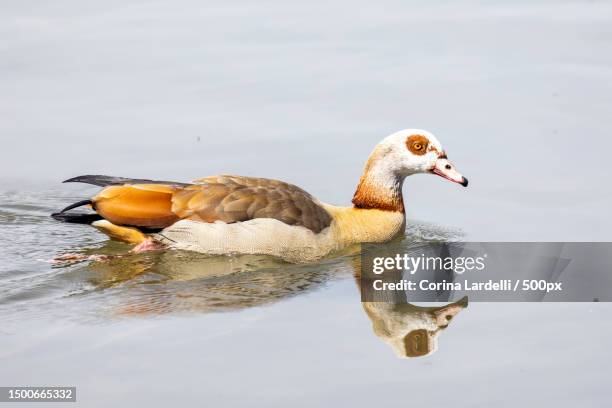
431;158;468;187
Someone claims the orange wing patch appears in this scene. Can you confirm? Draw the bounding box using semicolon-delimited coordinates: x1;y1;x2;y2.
93;184;181;228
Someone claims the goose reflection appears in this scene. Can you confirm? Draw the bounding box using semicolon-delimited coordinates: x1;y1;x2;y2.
63;241;352;315
58;227;468;359
362;297;467;358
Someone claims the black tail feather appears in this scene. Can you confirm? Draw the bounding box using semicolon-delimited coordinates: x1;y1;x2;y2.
63;174;189;187
51;212;102;224
52;199;99;224
59;199;92;213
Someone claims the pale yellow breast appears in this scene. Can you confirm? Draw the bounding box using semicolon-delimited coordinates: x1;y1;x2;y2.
323;205;406;246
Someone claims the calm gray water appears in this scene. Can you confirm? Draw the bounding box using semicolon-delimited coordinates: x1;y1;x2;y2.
1;0;611;406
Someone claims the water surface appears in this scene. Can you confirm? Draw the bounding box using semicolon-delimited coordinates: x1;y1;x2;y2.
1;0;611;406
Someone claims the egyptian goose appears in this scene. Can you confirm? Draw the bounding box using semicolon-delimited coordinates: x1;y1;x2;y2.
52;129;467;262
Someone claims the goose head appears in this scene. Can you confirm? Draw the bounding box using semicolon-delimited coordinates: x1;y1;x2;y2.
353;129;468;211
373;129;468;186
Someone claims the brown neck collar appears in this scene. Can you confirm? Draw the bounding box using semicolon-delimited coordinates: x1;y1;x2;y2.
351;160;405;212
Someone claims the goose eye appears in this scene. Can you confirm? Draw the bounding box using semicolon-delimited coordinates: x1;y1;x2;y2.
406;134;429;156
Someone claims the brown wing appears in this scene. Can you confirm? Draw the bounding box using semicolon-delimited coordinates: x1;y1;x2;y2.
92;175;332;233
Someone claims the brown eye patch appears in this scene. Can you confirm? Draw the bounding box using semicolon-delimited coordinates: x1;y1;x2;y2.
406;134;429;156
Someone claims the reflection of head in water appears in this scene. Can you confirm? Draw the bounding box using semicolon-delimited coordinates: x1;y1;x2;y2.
362;296;467;358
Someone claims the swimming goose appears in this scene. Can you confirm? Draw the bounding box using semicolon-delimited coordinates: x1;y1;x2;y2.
52;129;467;262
